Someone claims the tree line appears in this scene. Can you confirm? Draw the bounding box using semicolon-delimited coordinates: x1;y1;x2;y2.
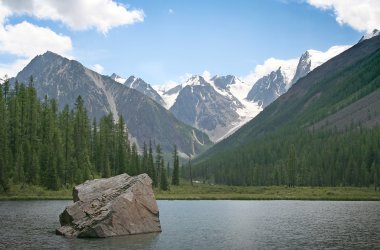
0;78;180;191
193;125;380;189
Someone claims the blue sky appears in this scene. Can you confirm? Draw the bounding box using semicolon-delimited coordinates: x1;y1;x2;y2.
0;0;378;85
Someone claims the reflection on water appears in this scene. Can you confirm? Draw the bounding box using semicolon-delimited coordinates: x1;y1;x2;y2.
0;200;379;249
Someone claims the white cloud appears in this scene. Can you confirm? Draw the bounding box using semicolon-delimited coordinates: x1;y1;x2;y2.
0;21;72;58
0;21;73;77
307;45;351;69
92;64;104;74
307;0;380;32
179;73;193;83
0;58;30;78
1;0;145;33
242;44;350;85
0;0;143;77
202;70;211;81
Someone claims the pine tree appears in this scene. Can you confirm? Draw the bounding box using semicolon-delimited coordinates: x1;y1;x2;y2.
130;143;139;175
0;85;9;191
160;158;169;191
148;141;156;186
59;105;74;185
141;142;148;173
171;144;180;185
116;115;129;174
25;78;40;185
155;144;162;185
73;96;92;182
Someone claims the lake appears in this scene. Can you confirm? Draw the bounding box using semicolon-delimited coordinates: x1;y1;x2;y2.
0;200;379;249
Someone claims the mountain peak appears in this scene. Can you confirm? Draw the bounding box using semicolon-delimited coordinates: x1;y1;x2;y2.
186;75;209;86
359;29;380;43
110;73;126;84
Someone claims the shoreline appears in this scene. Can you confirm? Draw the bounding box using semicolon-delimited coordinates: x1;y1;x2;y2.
1;184;379;201
1;197;380;201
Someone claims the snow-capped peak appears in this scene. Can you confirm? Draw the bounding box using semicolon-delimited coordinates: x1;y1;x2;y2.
186;75;210;86
110;73;126;84
359;29;380;43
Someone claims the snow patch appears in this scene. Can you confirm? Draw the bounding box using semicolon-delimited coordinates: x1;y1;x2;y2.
307;45;351;70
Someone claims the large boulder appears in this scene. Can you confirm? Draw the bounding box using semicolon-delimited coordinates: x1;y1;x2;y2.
56;173;161;238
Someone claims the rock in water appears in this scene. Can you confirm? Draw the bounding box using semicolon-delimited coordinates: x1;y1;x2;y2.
56;173;161;238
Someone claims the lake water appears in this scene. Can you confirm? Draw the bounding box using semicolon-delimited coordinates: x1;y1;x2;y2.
0;200;379;249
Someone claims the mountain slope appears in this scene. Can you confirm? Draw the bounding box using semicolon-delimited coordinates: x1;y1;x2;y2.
169;76;245;141
194;34;380;177
11;51;212;155
246;67;288;108
123;76;165;106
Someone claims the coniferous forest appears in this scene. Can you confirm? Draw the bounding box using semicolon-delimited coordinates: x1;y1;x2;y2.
192;126;380;188
0;78;180;191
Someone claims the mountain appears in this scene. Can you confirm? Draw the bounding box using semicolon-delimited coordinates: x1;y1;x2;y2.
110;74;166;106
11;51;212;156
291;51;312;85
157;84;183;110
169;75;248;141
212;75;237;89
123;76;166;106
110;73;126;84
246;46;350;108
193;34;380;185
246;67;288;108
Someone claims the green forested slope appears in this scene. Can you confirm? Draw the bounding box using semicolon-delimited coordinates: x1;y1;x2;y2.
192;35;380;187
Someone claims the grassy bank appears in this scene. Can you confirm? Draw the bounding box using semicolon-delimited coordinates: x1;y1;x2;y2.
1;183;380;201
0;184;72;200
154;183;380;201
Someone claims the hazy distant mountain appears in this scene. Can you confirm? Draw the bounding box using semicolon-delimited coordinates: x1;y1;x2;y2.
291;51;312;85
11;51;212;156
123;76;165;106
246;67;288;108
246;45;350;108
110;73;165;106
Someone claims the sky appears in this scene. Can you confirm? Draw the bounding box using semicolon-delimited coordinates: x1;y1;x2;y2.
0;0;379;86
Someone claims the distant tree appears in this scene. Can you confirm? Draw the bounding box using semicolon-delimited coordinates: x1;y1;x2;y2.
160;158;169;191
171;144;180;185
148;141;156;186
287;144;296;187
188;157;193;186
141;142;148;174
155;144;162;184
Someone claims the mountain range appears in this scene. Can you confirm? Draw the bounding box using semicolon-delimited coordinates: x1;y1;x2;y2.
8;30;379;159
111;44;351;141
10;52;212;157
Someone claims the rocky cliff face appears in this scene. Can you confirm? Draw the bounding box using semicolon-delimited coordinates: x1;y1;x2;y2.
124;76;165;106
56;173;161;238
170;76;243;141
291;51;312;85
246;67;287;108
